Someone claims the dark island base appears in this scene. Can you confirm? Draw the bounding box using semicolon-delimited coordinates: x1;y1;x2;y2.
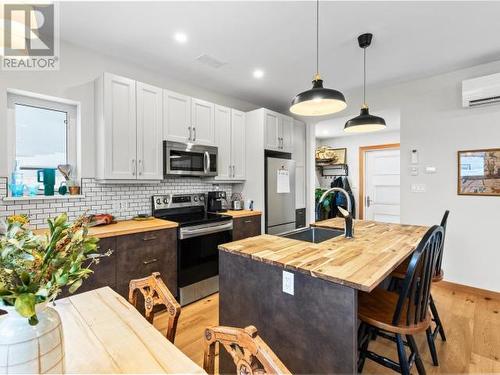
219;251;359;374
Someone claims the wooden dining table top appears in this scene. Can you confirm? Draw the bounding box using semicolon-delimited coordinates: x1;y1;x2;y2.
53;287;205;374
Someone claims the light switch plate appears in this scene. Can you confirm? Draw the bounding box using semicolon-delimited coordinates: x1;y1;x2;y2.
282;271;294;295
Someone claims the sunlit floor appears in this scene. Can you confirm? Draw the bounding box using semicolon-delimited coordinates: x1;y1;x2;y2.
155;283;500;374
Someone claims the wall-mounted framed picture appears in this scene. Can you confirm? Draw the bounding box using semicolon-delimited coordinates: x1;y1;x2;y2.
458;148;500;196
315;147;347;165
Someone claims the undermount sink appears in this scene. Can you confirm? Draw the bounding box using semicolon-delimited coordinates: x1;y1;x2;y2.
280;227;344;243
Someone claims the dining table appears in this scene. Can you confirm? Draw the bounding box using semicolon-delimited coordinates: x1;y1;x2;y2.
53;287;205;374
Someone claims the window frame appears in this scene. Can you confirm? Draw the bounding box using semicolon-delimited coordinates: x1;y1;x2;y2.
7;90;79;188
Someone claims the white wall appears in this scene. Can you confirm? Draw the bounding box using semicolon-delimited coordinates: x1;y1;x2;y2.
317;131;400;218
317;60;500;292
0;41;259;178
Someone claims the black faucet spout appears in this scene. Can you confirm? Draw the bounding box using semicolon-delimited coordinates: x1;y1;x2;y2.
338;207;354;239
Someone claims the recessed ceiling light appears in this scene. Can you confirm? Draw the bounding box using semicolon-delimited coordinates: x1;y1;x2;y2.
174;32;188;44
253;69;264;79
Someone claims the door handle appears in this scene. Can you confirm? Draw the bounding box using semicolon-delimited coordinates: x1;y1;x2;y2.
193;127;196;142
138;159;142;176
188;126;192;141
366;196;372;207
204;151;210;174
142;233;157;241
233;165;236;178
143;258;158;265
131;159;136;176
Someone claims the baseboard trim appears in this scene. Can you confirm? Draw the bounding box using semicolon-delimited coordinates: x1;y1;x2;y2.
438;280;500;300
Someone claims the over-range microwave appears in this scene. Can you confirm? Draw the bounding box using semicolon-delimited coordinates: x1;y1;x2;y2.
164;141;218;177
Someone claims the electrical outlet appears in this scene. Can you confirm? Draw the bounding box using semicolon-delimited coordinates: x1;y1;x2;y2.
119;201;129;210
112;201;120;211
411;183;426;193
282;271;294;295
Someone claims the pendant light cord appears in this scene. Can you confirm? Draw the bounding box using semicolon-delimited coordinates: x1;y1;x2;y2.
316;0;319;78
363;46;367;106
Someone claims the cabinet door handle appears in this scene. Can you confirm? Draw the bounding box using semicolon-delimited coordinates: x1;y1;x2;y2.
233;165;236;178
143;258;158;265
193;127;197;142
131;159;136;176
142;233;158;241
228;165;232;178
188;126;192;141
244;219;252;223
138;159;142;176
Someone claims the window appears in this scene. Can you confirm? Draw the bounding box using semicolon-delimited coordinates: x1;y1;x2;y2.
7;92;78;195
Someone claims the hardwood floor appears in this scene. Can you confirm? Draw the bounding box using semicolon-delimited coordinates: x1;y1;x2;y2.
154;284;500;373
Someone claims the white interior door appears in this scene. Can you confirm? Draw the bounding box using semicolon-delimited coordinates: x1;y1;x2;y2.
364;148;400;223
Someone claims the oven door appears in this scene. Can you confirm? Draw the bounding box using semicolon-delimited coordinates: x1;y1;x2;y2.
178;220;233;289
164;141;217;177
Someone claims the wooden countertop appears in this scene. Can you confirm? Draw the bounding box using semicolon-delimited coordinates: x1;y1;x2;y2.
33;218;178;238
219;218;429;292
221;210;262;218
53;287;205;374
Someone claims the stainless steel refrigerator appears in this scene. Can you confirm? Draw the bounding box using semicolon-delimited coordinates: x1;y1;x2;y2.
265;156;296;235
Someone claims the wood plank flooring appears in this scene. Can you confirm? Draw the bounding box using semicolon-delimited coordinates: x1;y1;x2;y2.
154;283;500;373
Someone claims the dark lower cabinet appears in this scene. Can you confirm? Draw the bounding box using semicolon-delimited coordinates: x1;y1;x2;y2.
232;215;262;241
116;228;177;298
58;228;177;300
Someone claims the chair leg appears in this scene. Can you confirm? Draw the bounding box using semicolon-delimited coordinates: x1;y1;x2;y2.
357;325;371;373
430;294;446;341
407;334;426;375
426;327;439;366
396;334;410;375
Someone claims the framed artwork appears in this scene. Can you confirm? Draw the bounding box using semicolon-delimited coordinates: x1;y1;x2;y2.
458;148;500;196
315;147;347;165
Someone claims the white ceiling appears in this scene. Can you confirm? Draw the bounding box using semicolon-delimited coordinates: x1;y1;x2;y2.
60;1;500;114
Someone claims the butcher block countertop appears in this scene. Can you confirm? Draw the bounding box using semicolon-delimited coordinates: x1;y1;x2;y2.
222;210;262;218
33;218;178;238
218;218;429;292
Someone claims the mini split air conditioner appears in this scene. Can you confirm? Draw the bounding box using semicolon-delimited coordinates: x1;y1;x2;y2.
462;72;500;107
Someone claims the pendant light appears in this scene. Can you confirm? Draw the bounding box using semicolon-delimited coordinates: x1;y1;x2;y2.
344;33;386;133
290;0;346;116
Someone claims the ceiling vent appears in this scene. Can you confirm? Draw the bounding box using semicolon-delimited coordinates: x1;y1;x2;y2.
462;72;500;107
195;54;226;69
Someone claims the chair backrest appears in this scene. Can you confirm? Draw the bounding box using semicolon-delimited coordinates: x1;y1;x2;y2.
392;225;444;327
203;325;291;375
434;210;450;276
128;272;181;343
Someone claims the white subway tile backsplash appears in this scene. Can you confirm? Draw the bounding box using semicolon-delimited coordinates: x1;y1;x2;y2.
0;177;232;229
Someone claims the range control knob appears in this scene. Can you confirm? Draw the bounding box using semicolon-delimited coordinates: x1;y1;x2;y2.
156;198;161;205
163;198;169;204
193;196;198;202
199;195;205;201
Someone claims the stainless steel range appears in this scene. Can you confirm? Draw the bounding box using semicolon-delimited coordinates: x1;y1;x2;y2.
152;193;232;306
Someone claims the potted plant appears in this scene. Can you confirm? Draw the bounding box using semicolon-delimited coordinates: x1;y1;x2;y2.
0;213;108;374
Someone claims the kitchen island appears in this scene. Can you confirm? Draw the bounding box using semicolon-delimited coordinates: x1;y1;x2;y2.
218;218;428;374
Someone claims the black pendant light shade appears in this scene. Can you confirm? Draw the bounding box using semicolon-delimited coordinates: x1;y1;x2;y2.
290;76;347;116
344;106;386;133
344;33;386;133
290;0;346;116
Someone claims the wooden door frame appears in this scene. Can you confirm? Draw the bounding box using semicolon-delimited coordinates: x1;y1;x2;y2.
359;143;400;219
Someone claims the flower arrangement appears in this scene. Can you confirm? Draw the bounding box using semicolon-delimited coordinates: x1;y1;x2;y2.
0;213;107;325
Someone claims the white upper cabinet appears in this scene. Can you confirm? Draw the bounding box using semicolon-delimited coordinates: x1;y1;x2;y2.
136;82;163;180
163;90;192;143
264;111;280;150
97;73;137;180
231;109;246;180
214;106;246;181
293;120;306;208
191;98;215;145
214;105;232;180
264;109;294;152
280;115;294;153
96;73;162;181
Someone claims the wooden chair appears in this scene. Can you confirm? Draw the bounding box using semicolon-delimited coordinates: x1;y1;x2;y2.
390;210;449;366
358;225;445;375
203;325;291;375
128;272;181;343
